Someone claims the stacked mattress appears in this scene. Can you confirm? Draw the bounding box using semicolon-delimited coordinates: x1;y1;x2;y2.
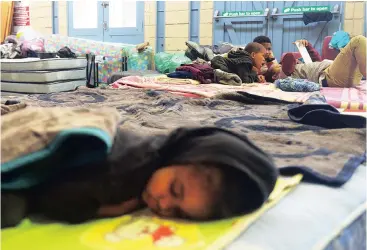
45;35;153;83
1;58;87;93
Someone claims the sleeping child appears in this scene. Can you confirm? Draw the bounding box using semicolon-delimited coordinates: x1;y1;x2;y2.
281;35;366;88
2;127;278;228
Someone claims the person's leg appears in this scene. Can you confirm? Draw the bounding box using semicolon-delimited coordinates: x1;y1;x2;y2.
325;35;366;87
281;58;332;84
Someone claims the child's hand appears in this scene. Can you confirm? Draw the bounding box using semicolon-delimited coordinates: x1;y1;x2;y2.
258;75;266;83
272;64;281;73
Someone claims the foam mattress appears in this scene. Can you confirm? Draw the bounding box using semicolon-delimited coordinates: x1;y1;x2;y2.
1;69;86;83
0;58;87;71
227;166;366;250
1;80;86;94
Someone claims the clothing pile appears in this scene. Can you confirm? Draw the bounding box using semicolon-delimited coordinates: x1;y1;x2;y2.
184;41;235;61
166;41;259;86
0;36;22;59
0;35;46;59
0;35;77;60
175;62;214;84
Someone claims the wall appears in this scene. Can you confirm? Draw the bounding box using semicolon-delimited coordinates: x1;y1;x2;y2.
164;1;189;52
144;1;157;53
28;0;214;48
27;1;366;50
28;1;52;35
343;1;366;36
199;1;213;45
28;1;67;36
58;1;68;36
143;1;214;52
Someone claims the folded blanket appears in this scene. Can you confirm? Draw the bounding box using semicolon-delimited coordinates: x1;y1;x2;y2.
176;63;214;84
1;105;120;189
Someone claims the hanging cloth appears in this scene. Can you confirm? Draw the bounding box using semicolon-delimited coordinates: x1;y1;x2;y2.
303;11;333;25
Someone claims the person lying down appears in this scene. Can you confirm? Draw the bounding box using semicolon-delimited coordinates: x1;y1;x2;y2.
2;127;278;228
281;35;366;88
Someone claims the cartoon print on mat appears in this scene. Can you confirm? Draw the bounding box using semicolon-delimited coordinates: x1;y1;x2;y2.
81;215;205;250
104;218;184;247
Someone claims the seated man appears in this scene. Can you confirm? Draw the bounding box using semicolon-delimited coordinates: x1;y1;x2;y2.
281;35;366;88
253;36;282;82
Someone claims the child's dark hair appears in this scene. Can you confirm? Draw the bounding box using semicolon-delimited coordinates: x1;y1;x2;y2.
212;165;264;219
253;36;272;44
194;164;264;220
245;42;266;54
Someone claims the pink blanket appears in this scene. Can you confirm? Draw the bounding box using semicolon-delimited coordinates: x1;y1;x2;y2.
320;82;366;111
112;76;314;103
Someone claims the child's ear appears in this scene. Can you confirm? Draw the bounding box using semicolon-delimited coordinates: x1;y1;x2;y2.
251;52;256;58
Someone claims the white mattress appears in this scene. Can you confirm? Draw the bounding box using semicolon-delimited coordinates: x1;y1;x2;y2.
227;166;366;250
0;58;87;71
1;69;85;83
1;80;86;94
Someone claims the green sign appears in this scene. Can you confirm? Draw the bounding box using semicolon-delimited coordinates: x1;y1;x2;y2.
222;11;264;17
283;6;330;13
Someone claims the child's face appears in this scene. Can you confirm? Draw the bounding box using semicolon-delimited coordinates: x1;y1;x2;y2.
260;42;274;59
142;165;222;220
251;49;266;70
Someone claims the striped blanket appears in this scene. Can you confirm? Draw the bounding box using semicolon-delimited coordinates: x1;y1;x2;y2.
112;76;366;110
111;76;314;103
321;81;366;111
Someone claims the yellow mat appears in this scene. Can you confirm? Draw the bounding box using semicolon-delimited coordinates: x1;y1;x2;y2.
2;175;302;250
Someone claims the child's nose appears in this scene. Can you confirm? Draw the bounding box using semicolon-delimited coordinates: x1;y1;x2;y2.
158;196;175;210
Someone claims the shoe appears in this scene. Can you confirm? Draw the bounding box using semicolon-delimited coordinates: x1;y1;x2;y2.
281;53;297;76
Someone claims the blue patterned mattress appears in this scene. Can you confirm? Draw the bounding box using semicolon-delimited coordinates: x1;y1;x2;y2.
227;166;366;250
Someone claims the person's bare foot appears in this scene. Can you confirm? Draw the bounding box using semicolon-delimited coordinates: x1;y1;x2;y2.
281;53;297;76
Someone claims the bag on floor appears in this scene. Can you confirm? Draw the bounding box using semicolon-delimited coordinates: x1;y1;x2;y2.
86;54;98;88
154;52;192;74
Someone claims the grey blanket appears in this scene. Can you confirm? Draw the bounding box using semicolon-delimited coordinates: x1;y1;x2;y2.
7;87;366;186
